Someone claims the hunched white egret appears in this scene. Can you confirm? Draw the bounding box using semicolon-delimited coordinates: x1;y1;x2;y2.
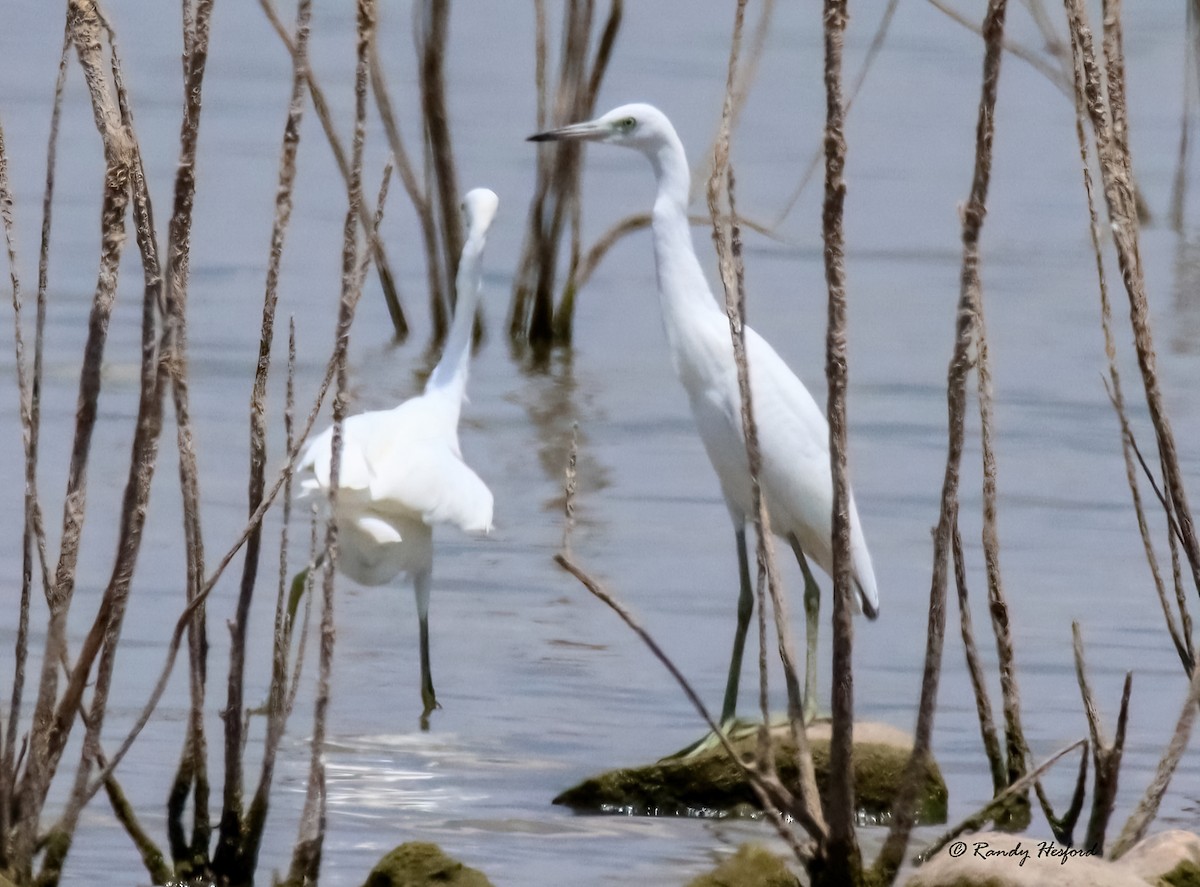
529;104;879;728
297;187;499;729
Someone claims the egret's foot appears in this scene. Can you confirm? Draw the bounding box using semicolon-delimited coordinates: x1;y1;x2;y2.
659;717;760;761
419;693;441;732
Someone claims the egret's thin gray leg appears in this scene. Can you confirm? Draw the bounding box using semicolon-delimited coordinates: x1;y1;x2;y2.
720;525;755;726
789;536;821;724
414;570;439;730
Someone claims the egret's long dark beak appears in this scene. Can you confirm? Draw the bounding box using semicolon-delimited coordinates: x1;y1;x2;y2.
527;120;606;143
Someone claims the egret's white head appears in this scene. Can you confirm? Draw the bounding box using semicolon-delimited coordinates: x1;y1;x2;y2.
461;187;499;239
528;103;676;155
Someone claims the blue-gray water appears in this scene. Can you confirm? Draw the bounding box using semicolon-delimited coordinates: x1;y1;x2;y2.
1;2;1198;884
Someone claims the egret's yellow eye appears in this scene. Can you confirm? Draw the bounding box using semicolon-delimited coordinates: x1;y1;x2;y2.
620;116;636;130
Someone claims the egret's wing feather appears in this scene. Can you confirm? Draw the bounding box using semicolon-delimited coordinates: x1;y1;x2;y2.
364;443;493;534
297;415;380;496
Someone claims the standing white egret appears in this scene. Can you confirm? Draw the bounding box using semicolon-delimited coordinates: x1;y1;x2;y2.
297;188;499;729
529;105;878;727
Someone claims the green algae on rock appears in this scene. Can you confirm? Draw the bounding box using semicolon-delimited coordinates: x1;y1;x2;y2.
685;843;802;887
554;721;947;825
361;842;494;887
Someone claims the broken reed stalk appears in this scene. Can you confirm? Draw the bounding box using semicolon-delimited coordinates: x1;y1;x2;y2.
1032;737;1089;847
1110;646;1200;858
286;2;373;882
819;0;864;880
709;0;827;850
259;0;407;341
1068;0;1200;605
918;739;1087;862
874;1;1010;880
1072;623;1132;853
553;554;817;859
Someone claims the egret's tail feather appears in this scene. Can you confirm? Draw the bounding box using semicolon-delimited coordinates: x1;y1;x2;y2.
856;578;879;620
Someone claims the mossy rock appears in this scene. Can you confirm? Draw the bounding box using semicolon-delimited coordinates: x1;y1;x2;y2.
361;842;493;887
554;720;947;825
1162;860;1200;887
685;843;802;887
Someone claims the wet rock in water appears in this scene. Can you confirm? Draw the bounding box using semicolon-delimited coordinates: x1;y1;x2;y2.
361;842;494;887
905;829;1200;887
1119;831;1200;886
685;843;801;887
554;720;947;825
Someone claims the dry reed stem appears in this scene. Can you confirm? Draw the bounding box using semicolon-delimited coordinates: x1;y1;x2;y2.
90;261;357;804
1168;3;1199;230
287;2;372;881
417;0;461;331
367;38;439;338
709;0;827;849
1065;0;1200;856
1031;739;1089;846
952;521;1006;794
1067;0;1200;601
99;753;173;885
0;82;45;860
513;0;622;351
91;42;399;821
553;554;818;858
213;0;313;879
562;422;578;554
241;320;304;872
155;0;219;869
22;2;181;879
694;0;775;203
12;2;137;870
819;0;863;877
927;0;1070;97
1110;645;1200;858
90;107;388;866
1067;3;1193;673
917;739;1087;863
3;35;71;851
1072;623;1132;852
973;199;1029;822
259;0;407;340
875;0;1010;879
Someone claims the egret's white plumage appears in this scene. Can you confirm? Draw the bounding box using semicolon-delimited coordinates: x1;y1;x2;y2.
297;187;499;727
530;104;878;725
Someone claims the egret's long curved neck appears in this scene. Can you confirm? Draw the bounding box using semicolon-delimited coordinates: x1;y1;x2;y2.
645;130;719;336
425;232;484;401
